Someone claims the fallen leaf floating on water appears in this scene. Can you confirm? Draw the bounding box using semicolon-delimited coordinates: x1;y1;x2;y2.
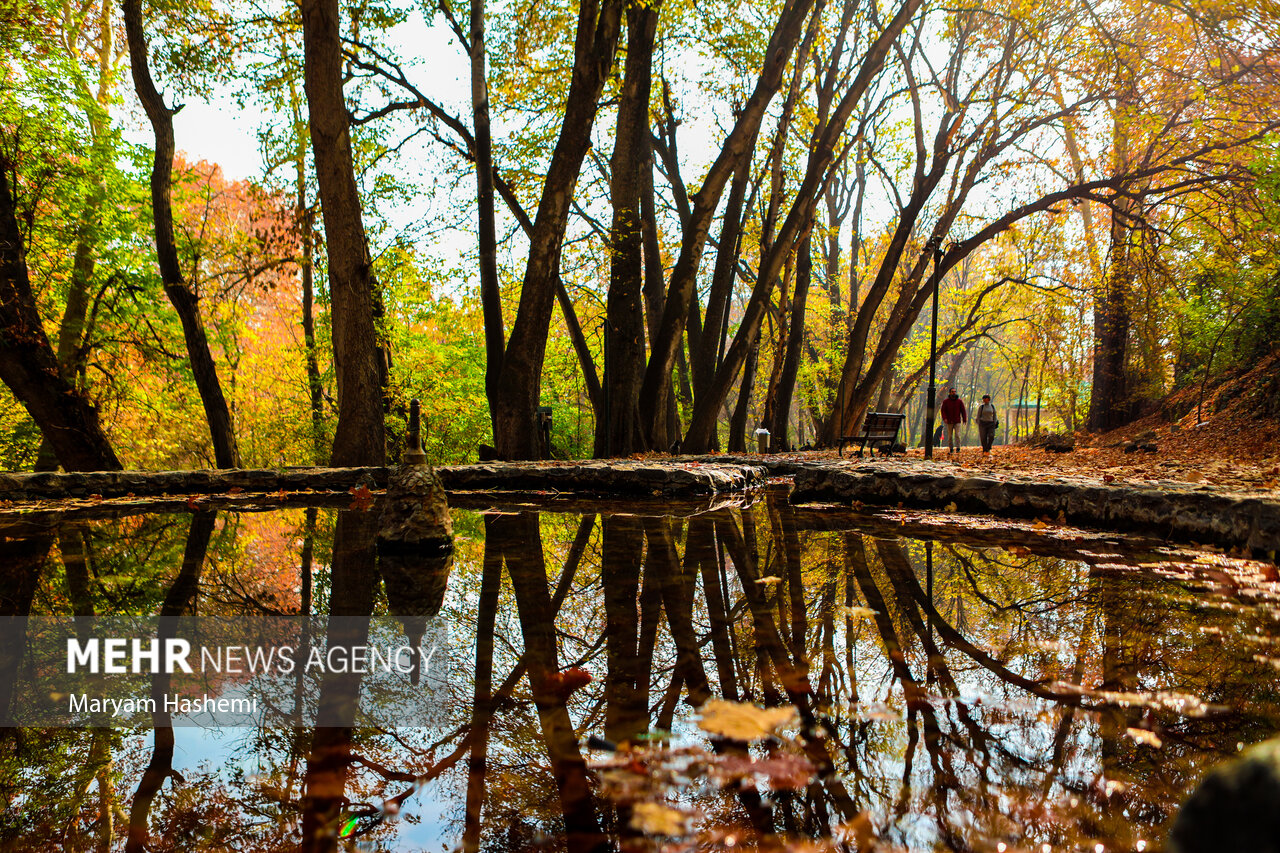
851;701;900;721
697;699;798;740
544;667;592;700
754;575;782;585
629;801;694;836
713;754;817;790
839;605;879;619
1126;727;1163;748
348;483;374;511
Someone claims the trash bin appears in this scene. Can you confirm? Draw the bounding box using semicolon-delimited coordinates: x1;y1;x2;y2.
535;406;553;460
754;428;770;454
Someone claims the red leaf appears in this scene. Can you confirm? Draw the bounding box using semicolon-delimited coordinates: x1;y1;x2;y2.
348;484;374;511
545;667;592;699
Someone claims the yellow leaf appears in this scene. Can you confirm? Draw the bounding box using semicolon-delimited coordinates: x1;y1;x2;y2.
698;699;798;740
839;605;879;619
1126;727;1163;748
755;575;782;585
629;802;693;836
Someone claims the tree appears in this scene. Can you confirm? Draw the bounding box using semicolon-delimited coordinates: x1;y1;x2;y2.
299;0;386;467
817;0;1280;445
123;0;242;468
487;0;625;459
0;156;122;470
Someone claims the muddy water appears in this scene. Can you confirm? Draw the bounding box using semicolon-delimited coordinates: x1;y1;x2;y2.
1;488;1278;852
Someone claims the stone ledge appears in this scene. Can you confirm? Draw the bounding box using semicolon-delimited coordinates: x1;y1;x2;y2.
440;461;766;495
790;463;1280;553
0;461;767;501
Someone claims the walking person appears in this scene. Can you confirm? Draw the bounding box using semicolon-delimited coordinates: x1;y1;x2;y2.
940;388;967;459
976;394;998;455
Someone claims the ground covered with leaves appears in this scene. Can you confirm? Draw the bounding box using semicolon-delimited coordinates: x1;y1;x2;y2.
778;390;1280;498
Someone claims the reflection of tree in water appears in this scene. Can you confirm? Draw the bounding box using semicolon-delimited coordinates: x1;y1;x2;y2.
3;491;1280;850
126;511;217;852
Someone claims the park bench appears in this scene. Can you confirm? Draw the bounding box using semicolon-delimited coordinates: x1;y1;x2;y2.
839;412;907;458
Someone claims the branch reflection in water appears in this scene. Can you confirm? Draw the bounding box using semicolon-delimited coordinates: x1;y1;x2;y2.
1;488;1278;851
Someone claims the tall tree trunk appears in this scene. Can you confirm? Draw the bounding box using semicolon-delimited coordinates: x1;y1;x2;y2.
637;0;821;447
768;233;812;450
0;162;121;471
691;154;752;403
489;0;625;460
681;0;925;453
601;5;659;457
36;0;119;472
470;0;505;429
1088;201;1136;432
298;0;387;466
727;337;759;452
299;186;325;464
1087;82;1140;434
759;262;792;446
285;60;328;465
35;152;109;471
123;0;241;469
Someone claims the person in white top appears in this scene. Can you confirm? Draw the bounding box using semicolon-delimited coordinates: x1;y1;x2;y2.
976;394;998;454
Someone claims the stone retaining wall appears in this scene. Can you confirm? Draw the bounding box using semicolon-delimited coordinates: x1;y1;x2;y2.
791;463;1280;554
0;461;767;501
3;459;1276;554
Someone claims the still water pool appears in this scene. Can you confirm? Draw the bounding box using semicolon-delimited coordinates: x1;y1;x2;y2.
1;488;1277;851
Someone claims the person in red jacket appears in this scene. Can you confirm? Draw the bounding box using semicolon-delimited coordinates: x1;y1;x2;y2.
940;388;967;458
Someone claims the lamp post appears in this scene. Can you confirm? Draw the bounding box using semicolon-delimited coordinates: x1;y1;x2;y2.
923;243;943;460
925;538;935;680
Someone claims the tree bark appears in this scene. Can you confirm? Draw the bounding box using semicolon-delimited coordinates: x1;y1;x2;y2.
681;0;925;452
1088;198;1136;432
0;162;122;471
123;0;241;469
767;233;812;450
727;337;758;452
298;0;387;466
601;5;659;457
298;150;327;465
470;0;505;427
691;151;752;405
282;41;329;466
637;0;820;447
489;0;625;459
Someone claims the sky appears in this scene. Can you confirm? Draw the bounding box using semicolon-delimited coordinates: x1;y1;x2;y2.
159;8;470;184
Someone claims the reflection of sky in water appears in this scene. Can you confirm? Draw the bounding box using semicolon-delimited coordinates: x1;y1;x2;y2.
3;496;1279;851
156;725;454;848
